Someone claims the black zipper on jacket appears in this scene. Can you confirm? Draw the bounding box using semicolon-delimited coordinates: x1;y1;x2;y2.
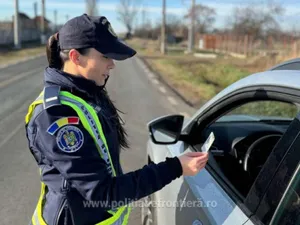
63;202;69;225
55;200;67;225
55;178;68;225
68;202;76;225
55;178;75;225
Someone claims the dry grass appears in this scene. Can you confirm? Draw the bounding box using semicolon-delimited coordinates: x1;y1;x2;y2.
128;37;297;106
0;45;45;66
147;57;250;105
126;38;160;55
127;38;255;105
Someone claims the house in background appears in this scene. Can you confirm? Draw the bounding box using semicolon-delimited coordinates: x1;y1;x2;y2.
0;12;52;45
33;16;52;33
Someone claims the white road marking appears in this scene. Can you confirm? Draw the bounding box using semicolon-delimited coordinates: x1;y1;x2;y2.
135;57;191;114
167;96;178;106
158;86;167;93
152;79;159;85
147;72;155;79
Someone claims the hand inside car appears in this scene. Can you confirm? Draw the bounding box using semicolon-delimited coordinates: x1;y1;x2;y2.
178;152;209;176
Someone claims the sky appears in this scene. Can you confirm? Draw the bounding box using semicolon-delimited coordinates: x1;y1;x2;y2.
1;0;300;33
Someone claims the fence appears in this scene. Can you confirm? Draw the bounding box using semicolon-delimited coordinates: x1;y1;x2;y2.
0;19;43;46
0;29;40;45
196;34;300;59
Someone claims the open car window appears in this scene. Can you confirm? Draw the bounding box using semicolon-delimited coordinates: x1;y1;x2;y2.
193;100;299;201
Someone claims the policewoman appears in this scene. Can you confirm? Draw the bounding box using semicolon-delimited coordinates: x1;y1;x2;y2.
25;14;209;225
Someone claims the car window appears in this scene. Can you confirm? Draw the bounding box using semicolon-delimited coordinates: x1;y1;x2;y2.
198;100;299;199
217;101;297;122
270;166;300;225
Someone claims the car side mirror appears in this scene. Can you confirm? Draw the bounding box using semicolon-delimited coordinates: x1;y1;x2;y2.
147;115;184;145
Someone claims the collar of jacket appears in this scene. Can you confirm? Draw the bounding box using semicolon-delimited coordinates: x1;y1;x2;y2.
44;67;106;99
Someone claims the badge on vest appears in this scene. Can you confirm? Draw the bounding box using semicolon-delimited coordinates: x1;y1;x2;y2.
56;125;84;153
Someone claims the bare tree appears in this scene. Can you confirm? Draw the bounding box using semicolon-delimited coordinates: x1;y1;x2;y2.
166;14;182;34
229;0;284;39
117;0;140;37
185;4;216;33
134;9;154;39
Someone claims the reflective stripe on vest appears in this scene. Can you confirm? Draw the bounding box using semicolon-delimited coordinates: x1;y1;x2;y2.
25;91;131;225
60;93;115;176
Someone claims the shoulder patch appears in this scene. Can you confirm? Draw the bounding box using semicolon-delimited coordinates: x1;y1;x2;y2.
47;117;80;135
56;125;84;153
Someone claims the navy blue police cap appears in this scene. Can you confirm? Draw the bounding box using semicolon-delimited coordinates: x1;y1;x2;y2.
58;14;136;60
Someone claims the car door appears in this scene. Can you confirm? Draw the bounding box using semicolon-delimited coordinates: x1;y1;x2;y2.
168;87;300;225
269;166;300;225
164;141;252;225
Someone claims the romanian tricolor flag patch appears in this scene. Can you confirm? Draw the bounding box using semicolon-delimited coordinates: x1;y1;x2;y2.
47;117;80;135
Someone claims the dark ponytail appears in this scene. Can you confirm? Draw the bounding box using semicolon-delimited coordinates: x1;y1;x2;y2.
45;33;130;150
46;33;63;69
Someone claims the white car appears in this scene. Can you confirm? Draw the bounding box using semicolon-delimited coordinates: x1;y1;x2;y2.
142;58;300;225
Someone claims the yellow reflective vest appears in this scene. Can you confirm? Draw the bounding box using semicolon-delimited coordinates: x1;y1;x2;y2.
25;90;131;225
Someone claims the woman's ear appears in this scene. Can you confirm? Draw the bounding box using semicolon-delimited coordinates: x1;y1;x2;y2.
69;49;81;65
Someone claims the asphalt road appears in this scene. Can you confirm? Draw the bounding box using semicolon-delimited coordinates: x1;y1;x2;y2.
0;55;195;225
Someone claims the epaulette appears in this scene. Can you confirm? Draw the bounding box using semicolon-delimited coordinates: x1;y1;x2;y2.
43;85;61;109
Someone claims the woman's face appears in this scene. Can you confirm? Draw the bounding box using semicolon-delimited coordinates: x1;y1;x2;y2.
78;48;115;86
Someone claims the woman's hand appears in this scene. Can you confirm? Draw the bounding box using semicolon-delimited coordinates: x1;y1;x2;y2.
178;152;209;176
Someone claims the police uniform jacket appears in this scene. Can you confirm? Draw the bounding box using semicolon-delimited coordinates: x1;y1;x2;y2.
25;67;183;225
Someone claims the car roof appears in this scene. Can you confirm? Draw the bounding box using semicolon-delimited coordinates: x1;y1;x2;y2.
269;58;300;70
221;69;300;95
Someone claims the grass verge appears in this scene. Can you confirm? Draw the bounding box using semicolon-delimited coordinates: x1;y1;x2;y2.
0;44;45;66
126;38;254;107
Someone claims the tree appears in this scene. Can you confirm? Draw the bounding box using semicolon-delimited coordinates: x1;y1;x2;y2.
229;0;284;39
185;4;216;33
117;0;140;37
166;14;183;34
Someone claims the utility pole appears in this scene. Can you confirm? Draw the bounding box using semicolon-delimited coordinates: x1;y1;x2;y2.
86;0;98;16
187;0;195;54
34;2;38;29
40;0;46;44
54;10;57;31
141;4;146;38
160;0;166;55
66;14;69;22
142;5;146;27
14;0;21;49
